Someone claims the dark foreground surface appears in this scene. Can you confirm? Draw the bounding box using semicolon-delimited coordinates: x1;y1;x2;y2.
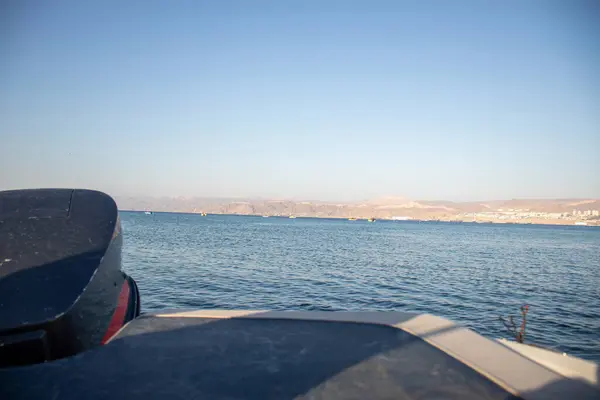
2;311;599;400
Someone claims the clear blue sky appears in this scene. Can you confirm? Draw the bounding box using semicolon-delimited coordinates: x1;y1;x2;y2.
1;1;598;201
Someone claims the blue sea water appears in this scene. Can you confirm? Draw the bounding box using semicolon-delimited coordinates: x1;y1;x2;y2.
120;212;600;363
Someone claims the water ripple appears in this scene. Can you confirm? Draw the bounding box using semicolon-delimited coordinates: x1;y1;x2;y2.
121;213;600;363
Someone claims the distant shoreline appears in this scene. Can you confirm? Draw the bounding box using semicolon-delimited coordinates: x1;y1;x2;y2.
119;210;600;227
115;196;600;227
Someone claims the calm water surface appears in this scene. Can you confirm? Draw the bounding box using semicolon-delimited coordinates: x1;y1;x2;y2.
120;212;600;363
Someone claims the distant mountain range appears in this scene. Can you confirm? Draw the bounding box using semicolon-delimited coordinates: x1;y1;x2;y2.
114;195;600;220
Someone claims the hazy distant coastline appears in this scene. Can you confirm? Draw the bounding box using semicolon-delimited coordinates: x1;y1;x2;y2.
116;196;600;226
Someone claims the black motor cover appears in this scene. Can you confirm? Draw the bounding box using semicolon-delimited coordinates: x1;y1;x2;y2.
0;189;138;367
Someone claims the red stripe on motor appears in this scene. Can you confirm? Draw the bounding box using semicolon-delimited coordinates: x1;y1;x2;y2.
101;279;131;344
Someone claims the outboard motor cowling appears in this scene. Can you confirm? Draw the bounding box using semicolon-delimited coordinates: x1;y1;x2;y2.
0;189;140;368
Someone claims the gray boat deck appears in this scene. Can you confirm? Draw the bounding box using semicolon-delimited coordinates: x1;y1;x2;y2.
1;310;598;399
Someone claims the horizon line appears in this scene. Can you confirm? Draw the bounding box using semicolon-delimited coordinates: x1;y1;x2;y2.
111;194;600;204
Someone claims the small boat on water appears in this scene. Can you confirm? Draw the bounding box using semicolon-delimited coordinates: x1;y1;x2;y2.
201;212;207;216
367;217;376;222
348;217;357;221
289;215;297;219
262;215;269;218
144;211;152;215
